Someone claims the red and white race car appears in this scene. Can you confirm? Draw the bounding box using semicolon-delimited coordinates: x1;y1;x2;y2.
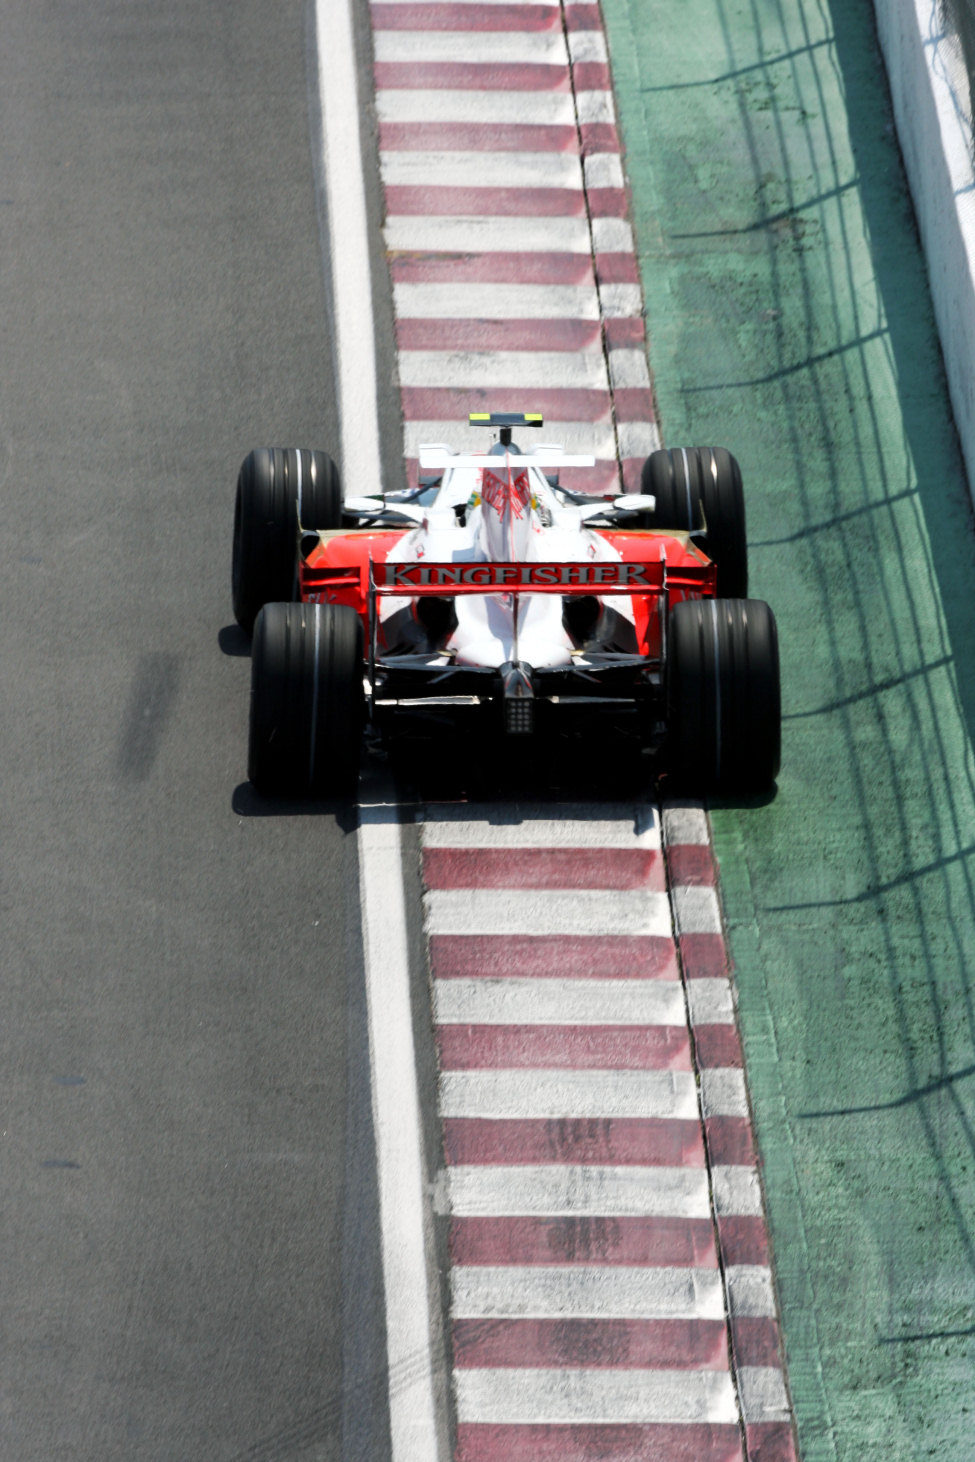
231;413;780;797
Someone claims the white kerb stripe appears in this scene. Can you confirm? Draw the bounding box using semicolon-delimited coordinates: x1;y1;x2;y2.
380;150;583;190
672;883;723;935
608;349;651;389
618;421;663;457
433;977;686;1026
424;888;673;936
439;1068;700;1120
712;1166;764;1217
385;214;593;255
569;30;609;63
599;283;645;317
699;1067;750;1117
584;153;625;189
397;349;609;391
576;90;617;124
446;1164;711;1218
377;90;575;124
420;802;661;847
726;1265;777;1317
452;1265;725;1320
372;31;568;64
591;216;635;252
454;1367;738;1425
686;978;735;1025
662;800;710;846
738;1367;792;1423
394;284;600;322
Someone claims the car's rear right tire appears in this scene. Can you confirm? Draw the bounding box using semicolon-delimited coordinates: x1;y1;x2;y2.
248;601;363;797
668;597;780;793
232;447;342;632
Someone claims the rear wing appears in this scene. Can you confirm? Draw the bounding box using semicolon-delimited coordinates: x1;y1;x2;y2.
301;558;715;600
373;561;665;595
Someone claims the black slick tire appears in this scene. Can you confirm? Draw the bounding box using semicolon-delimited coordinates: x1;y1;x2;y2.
248;601;363;797
641;446;747;598
232;447;342;632
668;598;780;793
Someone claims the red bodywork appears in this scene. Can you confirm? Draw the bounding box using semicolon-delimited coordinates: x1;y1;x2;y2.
299;528;716;664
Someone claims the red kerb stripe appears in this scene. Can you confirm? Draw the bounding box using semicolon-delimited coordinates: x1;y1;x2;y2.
745;1422;798;1462
397;318;603;351
715;1214;769;1266
389;251;593;285
384;185;585;217
401;387;612;422
453;1316;730;1370
704;1115;755;1167
456;1422;743;1462
678;932;730;980
375;62;569;90
371;3;561;30
730;1315;786;1369
429;934;679;979
380;122;578;152
667;843;717;886
435;1023;690;1070
691;1025;744;1070
423;848;665;891
442;1116;705;1168
564;3;604;27
596;251;641;285
449;1214;718;1267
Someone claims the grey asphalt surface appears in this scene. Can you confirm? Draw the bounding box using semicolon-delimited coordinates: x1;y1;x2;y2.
0;2;399;1457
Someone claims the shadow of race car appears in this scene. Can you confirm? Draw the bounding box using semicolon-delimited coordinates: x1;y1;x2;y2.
231;413;780;797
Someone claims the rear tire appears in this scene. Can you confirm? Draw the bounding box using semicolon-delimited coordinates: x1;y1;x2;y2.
232;447;342;632
668;598;780;792
249;601;363;797
641;446;747;598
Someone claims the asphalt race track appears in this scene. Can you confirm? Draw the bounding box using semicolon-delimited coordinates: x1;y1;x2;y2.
0;4;397;1457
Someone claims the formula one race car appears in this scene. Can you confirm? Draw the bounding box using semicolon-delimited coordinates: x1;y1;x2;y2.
231;413;780;797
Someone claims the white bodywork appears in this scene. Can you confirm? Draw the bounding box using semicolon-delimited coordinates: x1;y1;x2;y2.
378;447;641;668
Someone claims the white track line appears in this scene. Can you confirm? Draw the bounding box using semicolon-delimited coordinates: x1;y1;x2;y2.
314;6;443;1457
312;0;382;496
356;792;445;1462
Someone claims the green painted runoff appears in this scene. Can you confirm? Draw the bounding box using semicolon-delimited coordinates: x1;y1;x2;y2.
601;0;975;1457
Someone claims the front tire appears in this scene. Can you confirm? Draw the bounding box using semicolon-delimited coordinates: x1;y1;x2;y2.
232;447;342;632
641;446;747;598
668;598;780;792
248;601;363;797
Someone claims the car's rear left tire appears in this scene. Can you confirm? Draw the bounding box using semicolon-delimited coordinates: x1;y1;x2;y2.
248;601;363;797
668;597;780;792
641;446;747;598
232;446;342;632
